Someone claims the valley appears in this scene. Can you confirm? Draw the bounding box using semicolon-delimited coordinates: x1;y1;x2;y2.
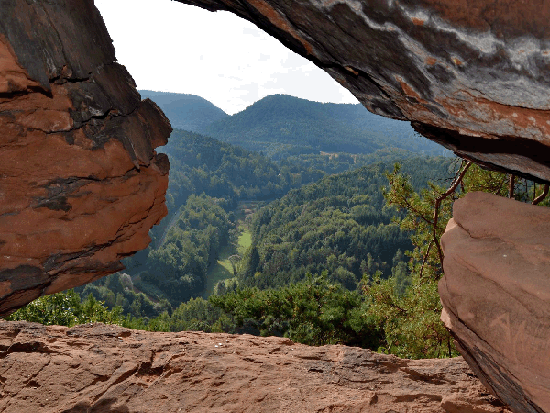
11;91;464;356
203;201;256;297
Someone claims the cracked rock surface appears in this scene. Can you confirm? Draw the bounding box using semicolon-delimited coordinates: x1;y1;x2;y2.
440;192;550;413
0;0;171;316
0;320;511;413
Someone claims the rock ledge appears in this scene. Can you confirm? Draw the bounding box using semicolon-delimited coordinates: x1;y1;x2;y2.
0;321;510;413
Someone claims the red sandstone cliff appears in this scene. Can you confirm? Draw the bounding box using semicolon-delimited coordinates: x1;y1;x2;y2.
2;1;550;411
440;192;550;413
0;0;171;316
0;320;511;413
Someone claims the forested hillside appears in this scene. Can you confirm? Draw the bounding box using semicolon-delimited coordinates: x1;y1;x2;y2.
139;90;228;132
79;129;333;314
198;95;451;159
161;129;324;212
77;135;458;318
236;156;459;291
16;157;550;360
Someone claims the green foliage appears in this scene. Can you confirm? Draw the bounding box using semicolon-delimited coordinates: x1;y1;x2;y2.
121;124;453;311
199;94;450;159
162;129;316;210
75;273;169;320
161;297;234;333
365;161;549;359
282;147;441;177
145;194;234;304
209;274;381;348
243;157;457;290
7;290;124;327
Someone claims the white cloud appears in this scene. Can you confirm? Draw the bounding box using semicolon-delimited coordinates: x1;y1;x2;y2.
95;0;358;114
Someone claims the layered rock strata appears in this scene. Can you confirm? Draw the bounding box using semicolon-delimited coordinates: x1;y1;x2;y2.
0;0;171;316
0;320;511;413
178;0;550;185
440;192;550;413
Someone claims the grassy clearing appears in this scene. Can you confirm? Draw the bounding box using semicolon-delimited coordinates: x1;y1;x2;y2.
203;244;234;297
237;230;252;255
204;200;260;297
204;228;252;297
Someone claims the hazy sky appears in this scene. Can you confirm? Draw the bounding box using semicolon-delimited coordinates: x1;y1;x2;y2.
94;0;358;115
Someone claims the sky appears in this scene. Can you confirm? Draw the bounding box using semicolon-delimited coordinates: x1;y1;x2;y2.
94;0;358;115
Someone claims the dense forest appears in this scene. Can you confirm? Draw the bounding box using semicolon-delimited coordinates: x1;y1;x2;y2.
13;159;550;360
74;151;460;325
119;128;447;310
237;156;458;291
160;128;322;212
121;128;331;294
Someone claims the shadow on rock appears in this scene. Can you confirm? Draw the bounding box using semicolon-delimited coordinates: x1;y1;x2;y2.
61;398;130;413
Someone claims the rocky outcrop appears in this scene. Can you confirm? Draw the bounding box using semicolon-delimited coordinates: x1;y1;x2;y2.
440;192;550;413
0;320;511;413
0;0;171;316
178;0;550;185
1;1;549;411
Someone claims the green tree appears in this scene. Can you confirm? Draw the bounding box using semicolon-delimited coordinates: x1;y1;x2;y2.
366;161;549;359
7;290;124;327
209;273;381;348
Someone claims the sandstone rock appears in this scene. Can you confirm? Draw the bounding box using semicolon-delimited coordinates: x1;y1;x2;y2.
0;1;171;315
0;1;548;411
0;320;511;413
440;192;550;413
178;0;550;185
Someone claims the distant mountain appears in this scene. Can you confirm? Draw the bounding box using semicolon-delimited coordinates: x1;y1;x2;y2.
139;90;228;132
196;94;450;160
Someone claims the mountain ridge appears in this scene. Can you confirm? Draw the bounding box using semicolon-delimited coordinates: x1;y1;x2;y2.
198;94;451;159
139;90;228;132
141;92;450;159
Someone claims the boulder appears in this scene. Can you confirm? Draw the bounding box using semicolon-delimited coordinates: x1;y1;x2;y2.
0;320;510;413
440;192;550;413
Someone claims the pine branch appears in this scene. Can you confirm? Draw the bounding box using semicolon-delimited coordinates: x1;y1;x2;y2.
432;161;472;269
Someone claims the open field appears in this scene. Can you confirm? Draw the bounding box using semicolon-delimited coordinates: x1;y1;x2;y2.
204;228;251;297
203;200;262;297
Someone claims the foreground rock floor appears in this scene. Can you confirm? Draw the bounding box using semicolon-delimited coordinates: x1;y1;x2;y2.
0;321;510;413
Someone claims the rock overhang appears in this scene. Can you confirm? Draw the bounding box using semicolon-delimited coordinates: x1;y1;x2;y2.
0;0;171;316
176;0;550;183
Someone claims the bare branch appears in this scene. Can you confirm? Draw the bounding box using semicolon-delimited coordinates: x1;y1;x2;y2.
419;239;434;279
433;161;472;269
533;184;549;205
